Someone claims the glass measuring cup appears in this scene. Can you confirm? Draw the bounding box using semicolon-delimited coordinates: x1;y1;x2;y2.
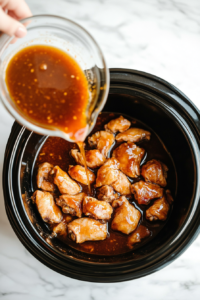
0;15;109;142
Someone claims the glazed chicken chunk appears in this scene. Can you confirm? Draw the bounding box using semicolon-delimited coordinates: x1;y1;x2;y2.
111;196;141;234
52;221;68;238
112;170;131;195
112;142;145;178
52;215;74;238
68;165;96;185
32;111;176;255
141;159;168;187
32;190;62;223
88;131;115;157
51;166;81;195
56;193;86;218
83;196;113;221
131;181;164;205
116;128;151;143
95;158;120;187
37;162;56;192
97;185;118;203
127;225;151;248
68;218;107;243
70;149;106;169
146;190;173;221
96;158;131;194
104;115;131;133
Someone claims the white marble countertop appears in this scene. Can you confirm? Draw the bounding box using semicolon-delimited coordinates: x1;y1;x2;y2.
0;0;200;299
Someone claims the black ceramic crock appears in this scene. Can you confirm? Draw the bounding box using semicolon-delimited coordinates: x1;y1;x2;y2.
3;69;200;282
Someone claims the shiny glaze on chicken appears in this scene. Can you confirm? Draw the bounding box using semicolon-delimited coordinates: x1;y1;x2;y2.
33;112;176;256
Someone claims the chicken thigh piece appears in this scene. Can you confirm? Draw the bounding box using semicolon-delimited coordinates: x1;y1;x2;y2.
70;149;106;169
146;190;173;221
95;158;120;187
51;166;81;195
97;185;118;203
116;128;151;143
141;159;168;187
83;196;113;221
104;115;131;133
112;142;145;178
52;221;68;238
96;158;131;194
131;181;164;205
52;214;74;238
32;190;62;223
56;193;86;217
68;218;107;243
112;171;131;195
127;225;151;248
37;162;56;192
68;165;96;185
88;131;115;157
111;196;141;234
85;149;106;168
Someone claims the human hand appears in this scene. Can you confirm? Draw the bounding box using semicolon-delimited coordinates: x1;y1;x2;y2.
0;0;32;38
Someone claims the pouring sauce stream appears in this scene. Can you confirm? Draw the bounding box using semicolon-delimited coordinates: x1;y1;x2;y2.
5;45;91;191
77;142;91;194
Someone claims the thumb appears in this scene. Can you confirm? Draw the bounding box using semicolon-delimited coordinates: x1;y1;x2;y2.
0;8;27;38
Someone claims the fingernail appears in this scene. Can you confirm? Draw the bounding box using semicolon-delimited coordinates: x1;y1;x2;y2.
14;26;27;38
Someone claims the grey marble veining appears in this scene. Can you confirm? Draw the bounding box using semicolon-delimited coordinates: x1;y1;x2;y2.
0;0;200;299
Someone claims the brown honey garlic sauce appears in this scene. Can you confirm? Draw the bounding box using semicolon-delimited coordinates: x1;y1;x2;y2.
5;45;89;142
77;141;91;193
35;112;177;256
6;44;91;191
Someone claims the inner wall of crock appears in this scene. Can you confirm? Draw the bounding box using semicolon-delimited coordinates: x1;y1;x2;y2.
19;89;196;263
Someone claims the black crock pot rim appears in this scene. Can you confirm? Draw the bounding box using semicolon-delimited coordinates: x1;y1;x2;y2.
110;68;200;112
3;68;200;282
4;109;200;282
16;86;200;267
